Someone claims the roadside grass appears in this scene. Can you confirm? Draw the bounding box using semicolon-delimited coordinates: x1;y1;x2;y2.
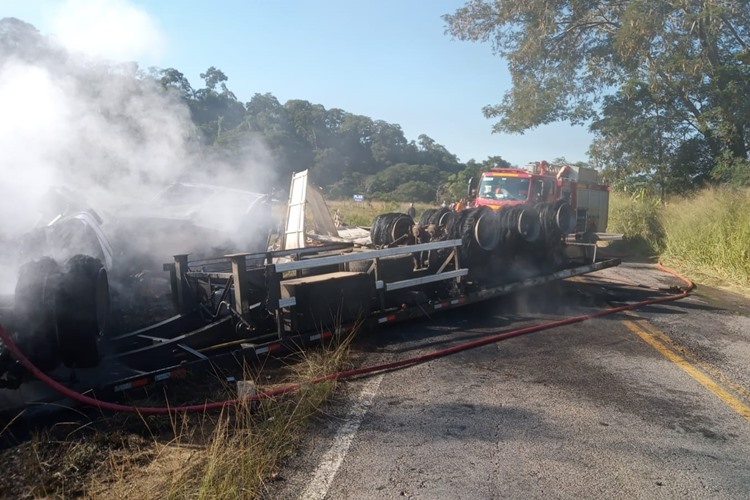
607;187;750;294
2;329;357;499
606;191;665;257
660;187;750;291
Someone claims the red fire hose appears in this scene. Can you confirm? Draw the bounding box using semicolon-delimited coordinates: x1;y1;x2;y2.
0;263;694;415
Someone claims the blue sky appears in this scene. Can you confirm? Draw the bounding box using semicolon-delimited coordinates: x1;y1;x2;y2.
4;0;595;167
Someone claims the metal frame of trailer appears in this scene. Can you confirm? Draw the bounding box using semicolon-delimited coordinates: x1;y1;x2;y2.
96;239;620;395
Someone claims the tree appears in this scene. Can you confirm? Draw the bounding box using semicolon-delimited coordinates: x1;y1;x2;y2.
445;1;750;183
190;67;245;142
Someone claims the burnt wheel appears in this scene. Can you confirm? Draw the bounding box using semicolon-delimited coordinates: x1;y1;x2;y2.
12;257;62;373
56;254;109;368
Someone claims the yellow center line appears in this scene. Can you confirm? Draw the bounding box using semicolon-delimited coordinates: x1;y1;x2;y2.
622;319;750;422
632;318;750;402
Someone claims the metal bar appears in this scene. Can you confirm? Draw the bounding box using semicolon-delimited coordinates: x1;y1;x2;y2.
472;259;620;299
278;297;296;308
385;269;469;291
275;239;462;272
177;343;209;360
222;242;353;261
186;271;233;280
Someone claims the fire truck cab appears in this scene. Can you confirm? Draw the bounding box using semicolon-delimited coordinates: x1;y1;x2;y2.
472;161;609;234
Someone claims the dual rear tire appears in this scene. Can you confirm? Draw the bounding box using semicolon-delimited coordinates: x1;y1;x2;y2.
12;254;109;371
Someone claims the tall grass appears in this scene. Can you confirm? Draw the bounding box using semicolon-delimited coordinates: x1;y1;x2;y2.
660;187;750;289
607;191;665;256
607;187;750;291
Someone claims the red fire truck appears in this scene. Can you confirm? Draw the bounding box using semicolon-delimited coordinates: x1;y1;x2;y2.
471;161;610;234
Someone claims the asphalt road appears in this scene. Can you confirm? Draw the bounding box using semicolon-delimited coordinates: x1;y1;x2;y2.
269;263;750;499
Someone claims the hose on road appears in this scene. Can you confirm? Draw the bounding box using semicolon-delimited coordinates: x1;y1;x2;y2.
0;263;694;416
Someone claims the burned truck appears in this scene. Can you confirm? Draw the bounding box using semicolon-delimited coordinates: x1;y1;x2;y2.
0;183;277;389
0;170;619;412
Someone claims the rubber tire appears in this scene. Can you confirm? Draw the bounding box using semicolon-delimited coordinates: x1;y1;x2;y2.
553;199;576;234
419;208;437;227
370;213;413;246
56;254;109;368
472;207;500;251
13;257;61;372
429;207;454;227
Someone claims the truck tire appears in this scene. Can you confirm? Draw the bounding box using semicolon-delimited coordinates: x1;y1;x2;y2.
429;207;454;227
553;199;576;234
419;208;437;227
13;257;62;372
370;213;413;246
56;254;109;368
448;207;499;265
470;206;500;251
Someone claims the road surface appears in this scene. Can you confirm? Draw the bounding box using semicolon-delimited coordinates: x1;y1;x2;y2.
269;262;750;499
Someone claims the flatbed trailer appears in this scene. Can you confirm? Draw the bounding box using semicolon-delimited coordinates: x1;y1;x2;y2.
0;169;621;413
95;238;619;396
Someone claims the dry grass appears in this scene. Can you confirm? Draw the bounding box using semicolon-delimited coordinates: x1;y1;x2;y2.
607;187;750;295
660;187;750;292
1;330;358;499
326;199;435;227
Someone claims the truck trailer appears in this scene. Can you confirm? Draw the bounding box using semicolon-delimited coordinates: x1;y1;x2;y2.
0;171;620;413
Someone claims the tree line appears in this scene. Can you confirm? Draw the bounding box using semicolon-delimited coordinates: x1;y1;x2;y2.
9;2;750;204
158;66;495;202
445;0;750;199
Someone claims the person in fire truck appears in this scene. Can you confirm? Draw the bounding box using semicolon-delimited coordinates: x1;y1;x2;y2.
494;187;510;199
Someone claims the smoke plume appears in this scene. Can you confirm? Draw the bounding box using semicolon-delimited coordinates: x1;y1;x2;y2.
0;6;277;295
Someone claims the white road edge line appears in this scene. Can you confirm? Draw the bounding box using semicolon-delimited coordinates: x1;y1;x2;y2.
299;374;385;500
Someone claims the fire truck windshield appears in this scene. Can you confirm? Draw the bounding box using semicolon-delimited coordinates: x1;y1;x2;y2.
478;176;530;201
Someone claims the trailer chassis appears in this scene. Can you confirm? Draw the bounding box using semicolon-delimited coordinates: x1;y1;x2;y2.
95;239;619;395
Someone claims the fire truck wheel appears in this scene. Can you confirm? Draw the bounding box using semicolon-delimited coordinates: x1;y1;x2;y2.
56;254;109;368
13;257;62;372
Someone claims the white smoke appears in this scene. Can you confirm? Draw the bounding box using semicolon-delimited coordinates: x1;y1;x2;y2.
0;3;278;296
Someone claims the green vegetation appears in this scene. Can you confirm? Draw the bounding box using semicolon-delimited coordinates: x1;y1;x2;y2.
661;188;750;290
607;192;665;256
607;188;750;291
446;2;750;194
327;199;436;227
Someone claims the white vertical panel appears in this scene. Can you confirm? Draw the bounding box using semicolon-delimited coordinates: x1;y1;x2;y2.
283;170;308;250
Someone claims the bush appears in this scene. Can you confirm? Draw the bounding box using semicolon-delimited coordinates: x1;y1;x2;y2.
608;191;665;255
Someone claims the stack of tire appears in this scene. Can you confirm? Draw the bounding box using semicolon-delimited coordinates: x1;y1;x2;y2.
446;206;500;268
487;204;542;281
527;199;576;272
417;207;455;237
370;212;414;247
366;212;418;284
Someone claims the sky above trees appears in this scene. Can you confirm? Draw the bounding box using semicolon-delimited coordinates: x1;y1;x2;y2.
4;0;596;167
